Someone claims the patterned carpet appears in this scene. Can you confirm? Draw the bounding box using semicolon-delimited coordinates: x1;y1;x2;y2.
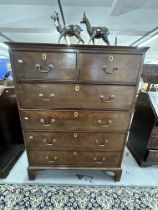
0;184;158;210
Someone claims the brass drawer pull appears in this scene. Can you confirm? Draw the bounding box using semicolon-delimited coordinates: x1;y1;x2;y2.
97;119;112;128
100;95;115;103
102;65;118;74
40;118;55;127
38;93;55;101
35;63;54;73
95;139;108;147
45;156;58;163
93;156;106;164
43;138;56;146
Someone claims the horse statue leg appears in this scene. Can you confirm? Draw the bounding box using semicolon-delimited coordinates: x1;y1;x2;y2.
89;31;96;45
92;38;95;45
58;31;66;43
64;35;68;44
102;35;110;45
74;32;84;44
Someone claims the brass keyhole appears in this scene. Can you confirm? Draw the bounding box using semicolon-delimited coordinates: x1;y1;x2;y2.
18;59;23;63
73;151;78;156
74;112;79;117
109;55;113;62
42;53;47;60
75;85;80;92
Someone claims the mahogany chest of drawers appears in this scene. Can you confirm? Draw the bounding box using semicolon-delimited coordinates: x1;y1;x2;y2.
127;92;158;166
8;43;148;181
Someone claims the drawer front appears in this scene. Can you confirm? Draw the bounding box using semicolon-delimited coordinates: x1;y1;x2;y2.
25;131;125;150
147;150;158;162
11;51;76;81
20;110;131;132
148;137;158;149
79;53;141;83
28;150;121;167
17;84;135;110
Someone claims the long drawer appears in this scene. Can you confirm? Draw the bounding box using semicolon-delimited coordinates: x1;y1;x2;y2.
17;84;135;110
25;131;126;150
79;53;142;83
28;149;121;167
20;110;131;132
11;51;76;81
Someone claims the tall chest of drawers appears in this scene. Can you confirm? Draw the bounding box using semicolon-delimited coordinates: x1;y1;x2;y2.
8;43;148;181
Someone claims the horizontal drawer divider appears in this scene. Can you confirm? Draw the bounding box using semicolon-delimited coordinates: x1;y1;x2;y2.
19;108;132;111
24;131;127;134
19;108;133;113
28;166;121;170
23;129;129;134
78;81;137;86
26;147;123;152
29;165;121;168
16;80;137;86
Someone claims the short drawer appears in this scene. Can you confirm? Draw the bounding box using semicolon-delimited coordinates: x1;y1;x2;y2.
11;51;76;81
25;131;126;150
28;149;121;167
20;110;131;132
147;150;158;162
148;137;158;149
79;53;142;84
17;84;135;110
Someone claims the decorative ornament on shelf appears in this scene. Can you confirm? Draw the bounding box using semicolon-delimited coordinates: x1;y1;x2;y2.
51;11;84;44
81;12;110;45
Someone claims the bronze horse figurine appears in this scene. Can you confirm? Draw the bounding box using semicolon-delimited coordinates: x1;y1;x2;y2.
81;12;110;45
51;12;84;44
